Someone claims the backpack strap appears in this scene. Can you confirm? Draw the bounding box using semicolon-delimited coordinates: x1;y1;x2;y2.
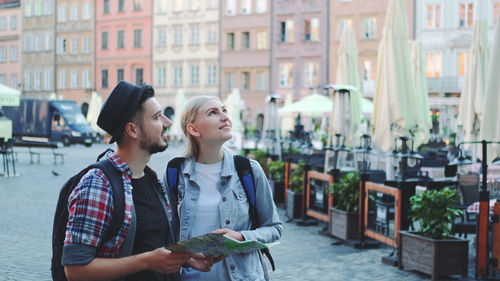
166;157;186;204
233;155;275;271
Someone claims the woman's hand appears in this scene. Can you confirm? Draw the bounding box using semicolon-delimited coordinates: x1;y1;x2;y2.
213;228;245;241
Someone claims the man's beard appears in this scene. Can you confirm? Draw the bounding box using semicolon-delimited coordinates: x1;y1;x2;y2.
140;136;168;154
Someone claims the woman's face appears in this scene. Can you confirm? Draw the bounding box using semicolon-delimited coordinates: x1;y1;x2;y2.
189;99;233;143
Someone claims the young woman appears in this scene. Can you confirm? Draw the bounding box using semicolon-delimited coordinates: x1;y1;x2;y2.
164;96;282;281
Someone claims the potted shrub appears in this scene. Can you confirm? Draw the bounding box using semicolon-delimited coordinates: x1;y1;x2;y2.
399;187;468;280
267;160;286;205
328;171;360;241
286;161;306;219
248;149;269;175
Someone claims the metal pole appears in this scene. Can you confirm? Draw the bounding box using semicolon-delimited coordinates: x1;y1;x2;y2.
477;140;490;277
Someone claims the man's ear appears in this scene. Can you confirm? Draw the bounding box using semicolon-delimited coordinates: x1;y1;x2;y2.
124;122;139;139
186;123;200;137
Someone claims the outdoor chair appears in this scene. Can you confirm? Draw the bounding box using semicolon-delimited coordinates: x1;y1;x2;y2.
452;172;480;238
0;139;17;177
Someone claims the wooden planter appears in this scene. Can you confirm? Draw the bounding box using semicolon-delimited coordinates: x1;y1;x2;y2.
329;207;359;241
399;231;468;281
286;189;302;219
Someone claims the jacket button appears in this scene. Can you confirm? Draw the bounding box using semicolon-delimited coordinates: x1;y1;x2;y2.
222;196;227;202
230;264;235;270
225;220;230;225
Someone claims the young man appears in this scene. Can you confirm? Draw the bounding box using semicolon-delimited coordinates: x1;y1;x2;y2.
62;81;213;281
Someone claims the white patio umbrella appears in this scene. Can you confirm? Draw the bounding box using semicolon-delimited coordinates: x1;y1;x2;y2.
0;84;20;107
458;1;490;152
278;93;332;118
169;88;187;142
332;24;363;147
225;88;244;151
372;0;418;152
86;91;103;133
280;93;295;138
410;40;431;148
480;19;500;161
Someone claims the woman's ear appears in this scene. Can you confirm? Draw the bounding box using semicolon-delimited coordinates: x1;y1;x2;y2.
124;122;139;139
186;123;200;137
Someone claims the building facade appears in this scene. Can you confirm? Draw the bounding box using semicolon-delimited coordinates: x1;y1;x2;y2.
95;0;152;98
272;0;328;105
22;0;56;98
221;0;271;126
0;0;21;90
329;0;414;98
153;0;219;113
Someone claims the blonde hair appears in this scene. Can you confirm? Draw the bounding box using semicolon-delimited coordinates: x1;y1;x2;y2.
181;95;222;158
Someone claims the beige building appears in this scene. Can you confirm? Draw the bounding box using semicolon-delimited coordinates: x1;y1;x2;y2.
329;0;414;98
153;0;219;115
0;0;21;90
221;0;271;127
55;0;94;103
22;0;56;98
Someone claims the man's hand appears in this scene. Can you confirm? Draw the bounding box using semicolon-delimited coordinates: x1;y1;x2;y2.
146;248;193;273
213;228;244;241
187;254;214;272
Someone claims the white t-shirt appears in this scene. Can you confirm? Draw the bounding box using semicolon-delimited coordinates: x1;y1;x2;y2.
182;161;231;281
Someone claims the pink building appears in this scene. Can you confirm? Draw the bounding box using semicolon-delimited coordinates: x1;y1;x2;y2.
0;0;21;90
95;0;152;97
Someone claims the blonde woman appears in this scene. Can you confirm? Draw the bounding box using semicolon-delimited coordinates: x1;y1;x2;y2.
163;96;282;281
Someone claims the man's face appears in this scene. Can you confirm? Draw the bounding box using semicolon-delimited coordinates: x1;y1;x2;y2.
137;97;172;154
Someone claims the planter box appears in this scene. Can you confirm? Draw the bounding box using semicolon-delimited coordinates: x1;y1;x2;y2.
399;231;468;281
329;207;359;241
286;189;303;219
273;181;285;204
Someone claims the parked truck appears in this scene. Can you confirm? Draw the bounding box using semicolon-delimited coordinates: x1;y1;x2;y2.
3;98;97;146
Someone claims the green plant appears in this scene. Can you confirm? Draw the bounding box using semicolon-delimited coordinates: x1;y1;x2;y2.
410;187;463;240
329;171;360;213
289;161;306;193
285;146;301;154
267;160;286;183
249;149;268;174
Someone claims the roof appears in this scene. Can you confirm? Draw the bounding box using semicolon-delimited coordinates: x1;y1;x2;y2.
0;0;20;8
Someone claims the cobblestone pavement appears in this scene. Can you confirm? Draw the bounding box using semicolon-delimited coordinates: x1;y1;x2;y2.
0;143;473;280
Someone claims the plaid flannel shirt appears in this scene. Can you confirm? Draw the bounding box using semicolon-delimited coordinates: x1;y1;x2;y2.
63;153;173;261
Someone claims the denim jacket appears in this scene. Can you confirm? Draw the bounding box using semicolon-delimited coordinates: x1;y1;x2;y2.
163;149;283;281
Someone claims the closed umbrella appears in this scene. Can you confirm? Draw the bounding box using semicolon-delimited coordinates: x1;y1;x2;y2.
332;24;363;147
480;20;500;160
260;95;282;158
372;0;418;152
86;91;103;133
280;93;295;138
169;88;186;142
225;88;244;151
410;41;431;147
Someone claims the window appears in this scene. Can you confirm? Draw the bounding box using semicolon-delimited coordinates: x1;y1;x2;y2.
119;0;125;12
207;27;217;44
71;4;78;21
174;66;183;86
117;68;124;82
71;69;78;88
190;0;201;11
207;65;217;85
34;34;41;52
59;70;66;89
241;0;251;14
82;3;91;19
495;1;500;24
157;0;167;13
0;74;6;85
10;74;18;88
134;29;142;48
103;0;110;14
158;67;166;87
82;69;90;88
225;73;235;91
226;0;235;15
280;20;294;43
71;37;78;54
133;0;142;11
227;33;234;50
0;17;6;31
256;31;266;49
303;62;318;87
82;36;90;53
459;3;473;27
190;65;199;86
458;52;470;77
242;32;250;49
25;2;33;17
101;69;108;88
0;47;6;63
158;28;167;47
35;1;42;15
305;18;319;42
44;0;52;15
101;32;108;49
10;15;17;30
58;6;66;22
256;0;266;13
34;71;41;90
174;0;183;11
362;60;375;81
279;63;293;88
256;72;266;90
190;26;199;45
207;0;218;9
45;33;52;51
426;53;442;78
117;30;125;49
44;70;52;90
136;68;143;86
11;46;18;62
58;38;67;54
362;17;376;39
338;19;352;40
241;72;249;91
426;4;441;29
174;27;183;46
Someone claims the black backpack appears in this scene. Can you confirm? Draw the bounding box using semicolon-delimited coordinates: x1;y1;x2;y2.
51;153;125;281
166;155;275;271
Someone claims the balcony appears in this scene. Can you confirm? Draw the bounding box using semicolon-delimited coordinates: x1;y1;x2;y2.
426;76;464;93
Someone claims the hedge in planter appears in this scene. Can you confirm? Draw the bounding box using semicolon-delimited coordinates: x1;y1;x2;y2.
328;171;360;240
400;187;468;280
286;161;306;219
268;160;286;204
